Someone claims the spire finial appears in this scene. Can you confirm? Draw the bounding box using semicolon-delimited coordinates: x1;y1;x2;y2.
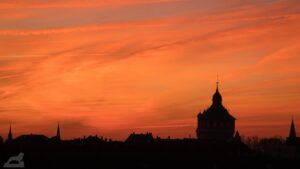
216;74;219;90
212;75;222;104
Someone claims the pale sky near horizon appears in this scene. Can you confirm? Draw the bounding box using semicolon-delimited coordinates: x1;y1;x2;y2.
0;0;300;140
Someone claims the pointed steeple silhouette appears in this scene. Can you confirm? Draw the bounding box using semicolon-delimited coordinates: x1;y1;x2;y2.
6;125;13;142
56;123;61;141
212;78;222;105
234;130;241;142
289;117;296;138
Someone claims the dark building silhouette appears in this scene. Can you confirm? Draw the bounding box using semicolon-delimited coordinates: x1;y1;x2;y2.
84;135;105;144
286;118;300;145
126;132;154;143
0;122;299;169
15;134;49;144
6;125;13;142
196;82;235;140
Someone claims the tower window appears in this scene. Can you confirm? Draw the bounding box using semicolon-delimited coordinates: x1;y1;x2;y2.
214;122;217;127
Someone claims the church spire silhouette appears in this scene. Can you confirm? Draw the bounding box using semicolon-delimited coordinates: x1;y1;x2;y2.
289;117;296;138
7;125;13;142
213;77;222;105
56;123;61;141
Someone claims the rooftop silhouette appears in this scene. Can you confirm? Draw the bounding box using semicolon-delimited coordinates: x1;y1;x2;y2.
1;83;299;169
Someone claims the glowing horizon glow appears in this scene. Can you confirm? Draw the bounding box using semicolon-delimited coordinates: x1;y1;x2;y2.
0;0;300;140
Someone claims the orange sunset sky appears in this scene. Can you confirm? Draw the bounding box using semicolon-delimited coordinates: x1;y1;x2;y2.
0;0;300;140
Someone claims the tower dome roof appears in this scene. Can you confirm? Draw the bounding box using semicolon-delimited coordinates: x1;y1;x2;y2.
200;81;235;121
213;86;222;105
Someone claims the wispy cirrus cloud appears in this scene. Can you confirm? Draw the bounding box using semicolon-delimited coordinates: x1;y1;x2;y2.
0;0;182;9
0;0;300;139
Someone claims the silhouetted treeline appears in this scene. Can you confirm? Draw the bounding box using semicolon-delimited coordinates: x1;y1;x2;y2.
241;136;300;159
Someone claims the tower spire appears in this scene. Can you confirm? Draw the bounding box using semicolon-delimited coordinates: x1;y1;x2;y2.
56;123;61;140
7;124;13;142
289;117;296;138
216;74;219;90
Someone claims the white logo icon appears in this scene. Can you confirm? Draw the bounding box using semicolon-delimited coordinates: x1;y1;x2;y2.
3;152;25;168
